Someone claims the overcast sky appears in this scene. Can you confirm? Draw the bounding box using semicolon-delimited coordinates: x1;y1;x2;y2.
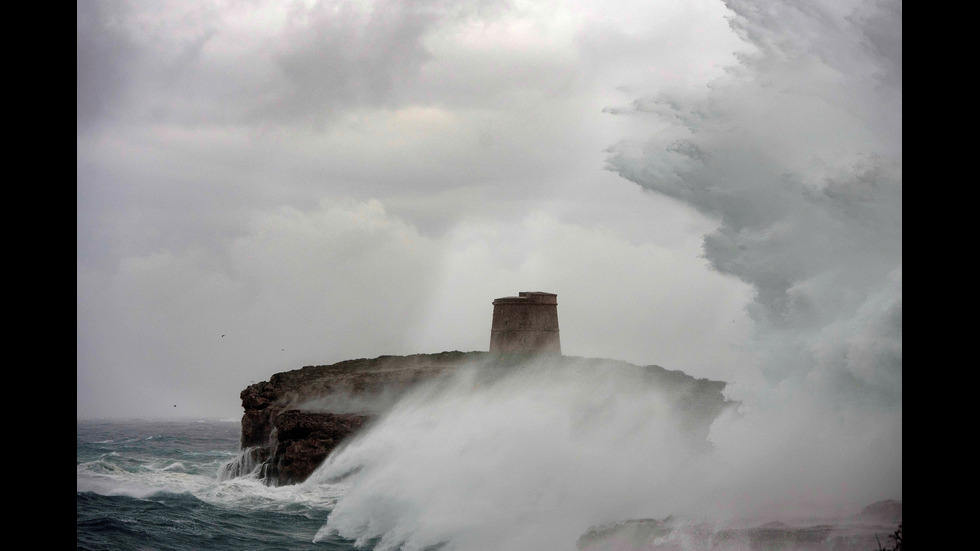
76;0;901;485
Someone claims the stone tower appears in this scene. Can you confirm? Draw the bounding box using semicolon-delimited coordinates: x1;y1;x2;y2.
489;291;561;356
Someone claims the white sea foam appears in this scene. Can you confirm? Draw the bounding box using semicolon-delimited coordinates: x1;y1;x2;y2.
309;360;731;551
78;451;345;515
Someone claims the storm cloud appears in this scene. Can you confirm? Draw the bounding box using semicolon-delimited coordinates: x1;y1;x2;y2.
77;0;900;518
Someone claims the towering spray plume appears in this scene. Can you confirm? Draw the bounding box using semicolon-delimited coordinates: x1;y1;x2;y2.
605;0;902;512
300;0;901;548
311;358;733;551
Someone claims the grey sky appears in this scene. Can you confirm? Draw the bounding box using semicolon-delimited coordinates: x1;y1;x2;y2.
77;0;900;508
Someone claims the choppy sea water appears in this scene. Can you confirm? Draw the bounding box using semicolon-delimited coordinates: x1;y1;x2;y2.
76;419;369;551
78;359;902;551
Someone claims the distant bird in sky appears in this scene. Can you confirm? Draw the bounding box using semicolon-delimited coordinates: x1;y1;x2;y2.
221;334;225;337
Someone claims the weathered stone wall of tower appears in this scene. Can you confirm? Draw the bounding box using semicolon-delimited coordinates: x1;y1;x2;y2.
489;291;561;355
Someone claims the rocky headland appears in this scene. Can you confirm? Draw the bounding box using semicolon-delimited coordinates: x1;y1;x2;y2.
225;351;733;486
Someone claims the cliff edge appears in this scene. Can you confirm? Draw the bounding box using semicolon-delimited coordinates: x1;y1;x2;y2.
226;351;733;486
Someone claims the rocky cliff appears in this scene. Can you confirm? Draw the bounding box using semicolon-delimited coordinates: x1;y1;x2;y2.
228;351;733;486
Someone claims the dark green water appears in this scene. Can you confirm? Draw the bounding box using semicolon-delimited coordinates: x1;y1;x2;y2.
76;419;363;551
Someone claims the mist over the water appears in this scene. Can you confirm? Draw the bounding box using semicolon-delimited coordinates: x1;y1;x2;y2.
299;0;900;548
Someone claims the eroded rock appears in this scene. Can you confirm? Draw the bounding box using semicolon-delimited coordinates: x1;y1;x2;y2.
233;351;733;486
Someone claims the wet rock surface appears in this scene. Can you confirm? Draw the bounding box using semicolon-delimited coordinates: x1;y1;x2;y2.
265;410;372;486
237;351;483;485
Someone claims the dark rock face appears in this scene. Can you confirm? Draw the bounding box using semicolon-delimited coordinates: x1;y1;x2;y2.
235;351;485;485
233;351;734;486
266;411;371;486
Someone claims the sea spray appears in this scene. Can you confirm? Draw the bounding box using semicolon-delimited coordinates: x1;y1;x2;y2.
603;0;902;523
307;357;734;551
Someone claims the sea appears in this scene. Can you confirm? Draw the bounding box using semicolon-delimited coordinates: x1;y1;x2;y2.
77;418;365;551
76;420;895;551
77;361;901;551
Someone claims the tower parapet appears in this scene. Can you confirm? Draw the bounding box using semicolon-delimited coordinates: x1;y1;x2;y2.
489;291;561;356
